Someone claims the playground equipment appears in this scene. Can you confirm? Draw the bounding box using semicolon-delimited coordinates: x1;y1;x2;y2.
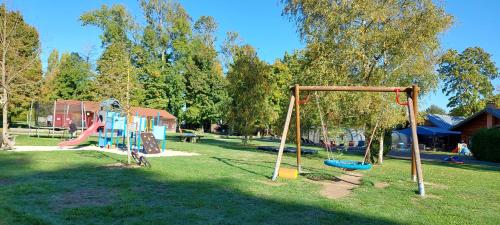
58;99;168;154
271;84;426;196
97;111;167;152
58;121;103;147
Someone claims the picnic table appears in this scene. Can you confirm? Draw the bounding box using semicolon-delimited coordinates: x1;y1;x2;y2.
179;133;204;143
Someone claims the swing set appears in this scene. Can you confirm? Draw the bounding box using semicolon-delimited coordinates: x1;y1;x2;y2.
271;84;426;196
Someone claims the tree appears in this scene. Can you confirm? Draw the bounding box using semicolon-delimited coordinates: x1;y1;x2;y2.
226;45;272;143
81;4;142;105
184;16;228;128
268;53;297;134
424;104;447;115
51;52;96;101
40;49;60;102
282;0;453;160
0;4;42;147
438;47;499;116
138;0;192;123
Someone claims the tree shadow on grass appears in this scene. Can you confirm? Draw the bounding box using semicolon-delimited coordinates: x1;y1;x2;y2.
0;155;407;225
198;137;331;161
76;150;127;165
211;156;345;184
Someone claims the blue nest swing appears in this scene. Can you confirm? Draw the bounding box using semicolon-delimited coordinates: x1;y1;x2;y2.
324;159;372;170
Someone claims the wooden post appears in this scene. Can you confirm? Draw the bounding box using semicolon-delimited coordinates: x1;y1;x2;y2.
411;85;419;181
294;84;302;173
28;100;33;136
80;101;84;134
407;94;425;196
52;100;56;138
272;95;296;180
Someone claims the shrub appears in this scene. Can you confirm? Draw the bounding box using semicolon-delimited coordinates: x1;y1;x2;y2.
471;128;500;162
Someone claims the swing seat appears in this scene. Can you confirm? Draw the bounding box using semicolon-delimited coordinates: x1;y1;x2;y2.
324;159;372;170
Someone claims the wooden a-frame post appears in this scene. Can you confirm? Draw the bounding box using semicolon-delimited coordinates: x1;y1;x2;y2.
411;84;419;181
271;94;296;180
294;84;302;173
407;90;425;196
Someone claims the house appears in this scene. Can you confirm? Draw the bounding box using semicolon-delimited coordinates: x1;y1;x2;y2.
392;114;464;151
451;103;500;145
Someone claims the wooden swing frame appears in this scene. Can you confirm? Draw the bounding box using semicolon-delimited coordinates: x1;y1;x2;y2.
271;84;426;196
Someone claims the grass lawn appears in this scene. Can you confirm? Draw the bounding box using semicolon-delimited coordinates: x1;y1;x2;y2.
0;135;499;224
14;135;99;146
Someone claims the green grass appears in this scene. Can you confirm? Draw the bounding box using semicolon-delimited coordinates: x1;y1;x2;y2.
0;135;499;224
14;135;98;146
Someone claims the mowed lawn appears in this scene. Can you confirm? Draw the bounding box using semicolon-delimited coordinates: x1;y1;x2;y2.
0;135;499;225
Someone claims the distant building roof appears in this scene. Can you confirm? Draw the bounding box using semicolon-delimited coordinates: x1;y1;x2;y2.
451;105;500;130
131;106;176;120
426;114;465;130
397;126;461;136
54;99;176;120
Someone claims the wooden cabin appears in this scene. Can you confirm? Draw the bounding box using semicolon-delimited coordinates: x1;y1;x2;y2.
451;103;500;145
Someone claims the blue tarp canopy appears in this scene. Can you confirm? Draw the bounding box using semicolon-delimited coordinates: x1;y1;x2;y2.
397;126;461;136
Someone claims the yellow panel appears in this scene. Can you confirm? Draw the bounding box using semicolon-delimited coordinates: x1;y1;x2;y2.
279;168;298;179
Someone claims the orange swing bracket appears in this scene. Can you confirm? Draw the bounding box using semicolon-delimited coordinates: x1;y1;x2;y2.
395;88;409;106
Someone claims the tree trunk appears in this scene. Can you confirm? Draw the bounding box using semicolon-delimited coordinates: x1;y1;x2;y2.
1;18;12;148
363;121;379;163
378;132;384;164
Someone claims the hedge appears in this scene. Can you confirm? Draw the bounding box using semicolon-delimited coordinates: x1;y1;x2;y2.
471;128;500;162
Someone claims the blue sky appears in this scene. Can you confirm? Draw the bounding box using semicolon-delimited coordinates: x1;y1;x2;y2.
10;0;500;112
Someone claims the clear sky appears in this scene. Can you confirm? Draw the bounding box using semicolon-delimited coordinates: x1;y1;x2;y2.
9;0;500;112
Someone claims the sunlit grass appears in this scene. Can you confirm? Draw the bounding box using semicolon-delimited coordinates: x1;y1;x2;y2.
0;135;498;224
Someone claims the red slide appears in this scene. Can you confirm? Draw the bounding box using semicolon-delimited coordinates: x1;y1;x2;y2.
58;122;104;147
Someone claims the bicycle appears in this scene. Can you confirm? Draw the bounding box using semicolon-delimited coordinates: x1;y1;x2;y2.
130;148;151;168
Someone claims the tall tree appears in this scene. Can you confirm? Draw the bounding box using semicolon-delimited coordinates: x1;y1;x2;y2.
51;52;96;101
81;4;142;105
282;0;452;158
226;45;272;143
138;0;192;122
438;47;499;116
184;16;228;128
0;4;42;147
40;49;60;102
268;54;296;134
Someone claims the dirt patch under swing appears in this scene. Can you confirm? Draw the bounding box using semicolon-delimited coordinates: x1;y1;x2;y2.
319;172;363;199
374;182;390;189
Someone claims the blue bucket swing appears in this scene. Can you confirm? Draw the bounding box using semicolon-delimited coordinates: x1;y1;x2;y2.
324;159;372;170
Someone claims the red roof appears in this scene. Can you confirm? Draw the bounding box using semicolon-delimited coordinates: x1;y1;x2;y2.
130;106;177;120
54;100;176;120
